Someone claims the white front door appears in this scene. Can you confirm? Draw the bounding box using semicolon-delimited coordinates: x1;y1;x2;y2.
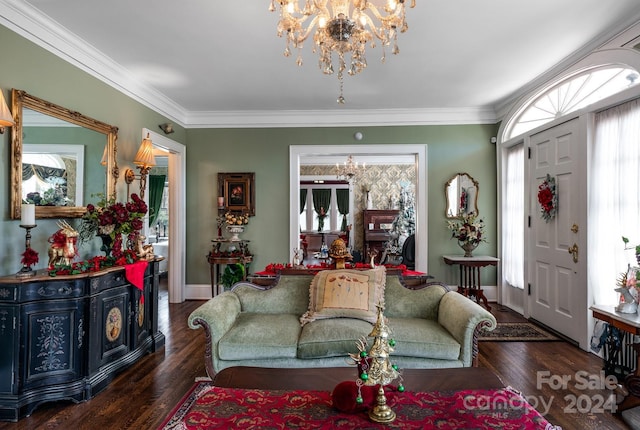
528;118;588;348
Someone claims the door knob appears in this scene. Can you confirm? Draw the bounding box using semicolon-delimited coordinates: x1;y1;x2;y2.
568;243;579;263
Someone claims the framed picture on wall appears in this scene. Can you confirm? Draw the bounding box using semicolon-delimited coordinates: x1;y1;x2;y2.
218;172;255;215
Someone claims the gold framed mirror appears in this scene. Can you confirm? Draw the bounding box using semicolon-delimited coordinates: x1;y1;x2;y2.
445;172;479;218
10;89;119;219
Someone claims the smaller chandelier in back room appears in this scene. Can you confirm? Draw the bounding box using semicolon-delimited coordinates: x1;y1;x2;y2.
336;155;365;182
269;0;416;104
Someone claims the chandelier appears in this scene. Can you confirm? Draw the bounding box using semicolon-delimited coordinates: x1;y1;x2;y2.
269;0;416;103
336;155;365;182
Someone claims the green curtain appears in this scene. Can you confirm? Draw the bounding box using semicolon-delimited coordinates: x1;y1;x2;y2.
148;175;166;227
300;189;307;214
336;189;350;232
312;189;331;231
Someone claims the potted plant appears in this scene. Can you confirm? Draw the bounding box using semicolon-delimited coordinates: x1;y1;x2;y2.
221;263;246;290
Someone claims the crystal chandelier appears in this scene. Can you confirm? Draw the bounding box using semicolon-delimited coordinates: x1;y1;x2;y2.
269;0;416;103
336;155;365;182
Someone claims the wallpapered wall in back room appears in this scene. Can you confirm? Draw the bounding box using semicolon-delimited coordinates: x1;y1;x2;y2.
300;164;415;253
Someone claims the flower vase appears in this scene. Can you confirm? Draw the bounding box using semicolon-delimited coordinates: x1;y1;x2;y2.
227;225;244;241
459;241;478;258
98;234;113;256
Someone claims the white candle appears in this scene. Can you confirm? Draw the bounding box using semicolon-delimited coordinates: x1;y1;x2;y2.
217;196;224;208
21;204;35;226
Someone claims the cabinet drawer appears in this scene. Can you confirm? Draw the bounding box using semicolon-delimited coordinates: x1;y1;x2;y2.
19;279;85;302
89;270;127;294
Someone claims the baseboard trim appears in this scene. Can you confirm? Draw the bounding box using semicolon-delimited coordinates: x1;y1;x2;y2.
185;284;213;300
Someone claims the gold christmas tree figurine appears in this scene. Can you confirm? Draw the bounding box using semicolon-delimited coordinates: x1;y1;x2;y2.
349;303;404;423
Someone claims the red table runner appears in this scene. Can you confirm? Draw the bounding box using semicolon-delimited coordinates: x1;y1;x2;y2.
161;384;560;429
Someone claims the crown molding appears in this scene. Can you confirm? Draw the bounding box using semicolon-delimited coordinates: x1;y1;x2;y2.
183;107;497;128
0;0;187;124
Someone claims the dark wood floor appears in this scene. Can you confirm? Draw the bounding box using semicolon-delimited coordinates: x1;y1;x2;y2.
0;283;631;429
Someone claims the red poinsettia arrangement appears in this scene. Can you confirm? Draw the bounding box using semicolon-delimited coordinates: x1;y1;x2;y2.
537;174;557;222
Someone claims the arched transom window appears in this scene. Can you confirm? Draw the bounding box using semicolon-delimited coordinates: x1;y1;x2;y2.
504;65;639;140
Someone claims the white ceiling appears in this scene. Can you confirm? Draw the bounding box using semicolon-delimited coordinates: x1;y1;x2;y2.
2;0;640;127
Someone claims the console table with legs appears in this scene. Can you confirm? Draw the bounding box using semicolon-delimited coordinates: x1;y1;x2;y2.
208;238;252;297
442;255;499;310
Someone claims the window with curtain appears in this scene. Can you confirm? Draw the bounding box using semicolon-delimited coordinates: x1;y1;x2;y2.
299;189;308;231
589;98;640;305
312;189;331;232
149;175;166;227
336;189;350;232
502;144;525;289
300;184;349;232
21;154;70;205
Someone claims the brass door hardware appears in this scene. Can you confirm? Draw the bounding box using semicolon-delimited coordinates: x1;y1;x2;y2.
568;243;579;263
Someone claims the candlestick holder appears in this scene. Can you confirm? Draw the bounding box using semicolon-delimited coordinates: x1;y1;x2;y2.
17;224;37;278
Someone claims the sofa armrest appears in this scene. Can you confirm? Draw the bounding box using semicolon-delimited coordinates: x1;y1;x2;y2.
188;292;241;378
437;291;497;367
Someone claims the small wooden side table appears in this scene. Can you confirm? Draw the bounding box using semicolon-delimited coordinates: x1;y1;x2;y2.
442;255;499;310
208;237;252;297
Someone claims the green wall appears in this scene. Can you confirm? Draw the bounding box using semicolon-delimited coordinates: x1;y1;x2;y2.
0;24;186;268
0;23;498;289
185;125;498;285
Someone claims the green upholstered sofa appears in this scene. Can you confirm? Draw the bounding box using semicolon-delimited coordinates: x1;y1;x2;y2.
188;271;496;378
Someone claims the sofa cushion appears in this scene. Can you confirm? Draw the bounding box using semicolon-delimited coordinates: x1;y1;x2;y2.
218;313;301;360
388;317;461;360
297;318;374;359
384;277;448;320
300;267;386;326
234;275;313;315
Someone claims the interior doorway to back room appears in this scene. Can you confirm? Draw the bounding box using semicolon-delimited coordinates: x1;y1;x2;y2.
149;156;169;276
142;128;186;304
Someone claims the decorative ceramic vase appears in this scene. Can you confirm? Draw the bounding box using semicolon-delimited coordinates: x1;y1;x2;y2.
226;225;245;241
459;241;478;258
98;234;113;256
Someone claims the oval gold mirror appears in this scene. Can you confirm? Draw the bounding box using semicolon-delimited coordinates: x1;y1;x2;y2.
445;172;479;218
10;89;119;219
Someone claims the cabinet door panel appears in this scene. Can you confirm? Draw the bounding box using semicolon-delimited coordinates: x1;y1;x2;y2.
21;299;85;390
89;286;130;373
131;279;151;349
0;305;18;394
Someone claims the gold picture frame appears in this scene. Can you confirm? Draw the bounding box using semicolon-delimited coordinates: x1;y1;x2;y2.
218;172;255;215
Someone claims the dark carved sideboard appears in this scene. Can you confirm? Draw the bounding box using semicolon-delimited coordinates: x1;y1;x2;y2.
0;259;165;421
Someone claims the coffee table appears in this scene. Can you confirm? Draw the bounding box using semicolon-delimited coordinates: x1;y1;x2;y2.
212;366;504;392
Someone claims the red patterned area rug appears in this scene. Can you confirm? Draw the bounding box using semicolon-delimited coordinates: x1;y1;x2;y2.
158;382;561;429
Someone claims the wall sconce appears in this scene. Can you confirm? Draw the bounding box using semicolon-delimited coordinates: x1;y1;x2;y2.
125;133;156;199
0;90;15;134
159;123;174;134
